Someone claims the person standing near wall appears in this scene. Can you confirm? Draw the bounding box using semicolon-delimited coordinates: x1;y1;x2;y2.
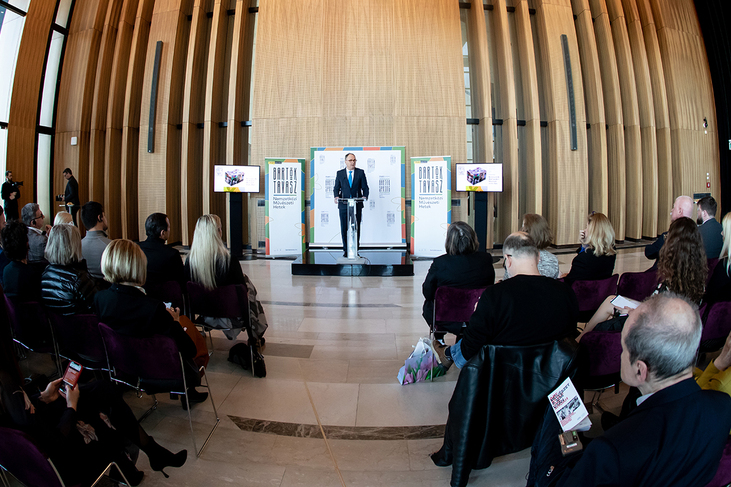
60;168;80;226
1;171;21;221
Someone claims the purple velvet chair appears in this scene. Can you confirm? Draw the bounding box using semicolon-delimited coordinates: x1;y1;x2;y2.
700;301;731;353
617;269;658;302
0;426;131;487
146;280;186;314
186;281;251;365
569;274;619;323
98;323;220;457
432;286;486;338
4;296;62;376
47;313;106;371
577;330;623;412
705;436;731;487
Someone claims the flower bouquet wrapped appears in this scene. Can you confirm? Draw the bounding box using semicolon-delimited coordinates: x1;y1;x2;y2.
397;337;446;385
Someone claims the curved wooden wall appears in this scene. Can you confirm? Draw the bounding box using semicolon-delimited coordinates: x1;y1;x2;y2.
3;0;720;248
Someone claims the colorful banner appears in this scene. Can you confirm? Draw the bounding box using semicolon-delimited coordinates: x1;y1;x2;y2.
411;156;451;257
265;158;305;256
309;147;406;247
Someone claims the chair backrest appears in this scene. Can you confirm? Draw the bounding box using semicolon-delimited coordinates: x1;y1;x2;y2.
701;300;731;343
433;286;486;323
578;330;623;378
0;427;64;487
48;313;105;368
186;281;248;321
570;274;619;313
98;323;185;393
4;297;54;352
617;269;658;302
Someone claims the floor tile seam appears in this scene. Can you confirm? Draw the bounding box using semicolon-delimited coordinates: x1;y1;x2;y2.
303;380;348;487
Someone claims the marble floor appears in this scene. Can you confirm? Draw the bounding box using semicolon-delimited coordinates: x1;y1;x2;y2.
22;246;654;486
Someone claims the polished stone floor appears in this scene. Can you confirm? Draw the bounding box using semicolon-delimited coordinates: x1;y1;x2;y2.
102;245;654;487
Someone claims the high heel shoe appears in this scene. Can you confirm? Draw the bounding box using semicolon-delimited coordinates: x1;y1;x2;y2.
142;437;187;478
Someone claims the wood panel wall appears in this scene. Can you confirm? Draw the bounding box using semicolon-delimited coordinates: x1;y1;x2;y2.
4;0;720;249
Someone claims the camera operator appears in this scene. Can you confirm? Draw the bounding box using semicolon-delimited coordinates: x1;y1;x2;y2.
1;171;22;221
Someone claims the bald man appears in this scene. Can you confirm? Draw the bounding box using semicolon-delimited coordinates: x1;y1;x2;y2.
551;293;731;486
645;195;693;261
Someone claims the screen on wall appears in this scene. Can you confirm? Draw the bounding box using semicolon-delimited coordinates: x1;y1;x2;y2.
213;165;261;193
455;163;503;192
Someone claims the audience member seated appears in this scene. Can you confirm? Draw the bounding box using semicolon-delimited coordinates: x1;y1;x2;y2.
421;221;495;341
645;195;693;262
432;232;578;370
0;313;187;486
185;214;268;344
53;211;73;226
706;212;731;304
41;224;100;316
580;217;707;338
1;220;44;301
21;203;51;263
563;212;616;284
505;213;559;279
80;201;111;282
138;212;184;292
94;239;209;409
696;329;731;396
696;195;723;259
0;205;9;282
531;293;731;487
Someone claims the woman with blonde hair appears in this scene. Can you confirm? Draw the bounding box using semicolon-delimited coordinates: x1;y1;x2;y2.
53;211;73;226
94;239;210;409
563;211;616;284
505;214;559;279
706;212;731;304
185;214;268;345
41;223;99;315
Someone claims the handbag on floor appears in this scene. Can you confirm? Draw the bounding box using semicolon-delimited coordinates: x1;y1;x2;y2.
397;337;446;385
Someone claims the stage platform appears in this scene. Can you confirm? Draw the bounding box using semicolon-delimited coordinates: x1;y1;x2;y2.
292;249;414;276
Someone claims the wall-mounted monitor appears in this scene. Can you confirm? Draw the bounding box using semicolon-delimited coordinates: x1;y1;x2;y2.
213;165;261;193
455;163;503;192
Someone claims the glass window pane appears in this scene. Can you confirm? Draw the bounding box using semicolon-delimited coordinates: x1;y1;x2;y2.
39;31;64;127
0;8;26;122
0;127;7;177
6;1;30;11
55;0;73;28
460;9;472;119
37;133;52;225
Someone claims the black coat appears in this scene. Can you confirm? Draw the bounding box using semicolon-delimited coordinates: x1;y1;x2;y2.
184;254;245;288
93;284;196;359
138;236;185;289
64;176;80;206
564;248;616;284
422;252;495;325
2;261;45;301
41;262;99;315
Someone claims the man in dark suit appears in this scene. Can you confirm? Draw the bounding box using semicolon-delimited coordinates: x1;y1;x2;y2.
554;292;731;487
138;212;185;291
696;195;723;259
333;153;369;256
61;168;80;226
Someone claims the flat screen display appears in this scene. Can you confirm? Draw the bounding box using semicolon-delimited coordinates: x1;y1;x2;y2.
455;163;503;192
213;165;261;193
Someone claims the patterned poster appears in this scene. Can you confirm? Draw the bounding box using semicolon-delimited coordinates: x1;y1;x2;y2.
265;158;305;256
411;157;451;257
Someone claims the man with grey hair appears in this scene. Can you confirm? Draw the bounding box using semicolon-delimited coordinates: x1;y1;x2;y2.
551;293;731;486
21;202;51;262
645;195;694;261
433;232;578;370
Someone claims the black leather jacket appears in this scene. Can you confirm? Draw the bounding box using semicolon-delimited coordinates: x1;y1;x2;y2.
41;263;100;316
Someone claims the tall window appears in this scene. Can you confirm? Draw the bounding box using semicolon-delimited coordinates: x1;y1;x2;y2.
0;0;30;175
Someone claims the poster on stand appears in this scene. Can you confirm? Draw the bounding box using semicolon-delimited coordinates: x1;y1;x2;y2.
310;147;405;247
411;157;451;257
265;158;305;256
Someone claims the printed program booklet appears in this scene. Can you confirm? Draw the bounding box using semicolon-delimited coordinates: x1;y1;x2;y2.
548;377;592;432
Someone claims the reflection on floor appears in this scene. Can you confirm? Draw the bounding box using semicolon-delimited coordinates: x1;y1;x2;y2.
31;248;654;486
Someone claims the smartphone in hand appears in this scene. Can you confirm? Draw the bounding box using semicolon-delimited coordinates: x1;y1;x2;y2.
61;361;83;392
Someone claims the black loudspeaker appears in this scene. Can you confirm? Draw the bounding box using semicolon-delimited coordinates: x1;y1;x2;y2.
148;41;163;153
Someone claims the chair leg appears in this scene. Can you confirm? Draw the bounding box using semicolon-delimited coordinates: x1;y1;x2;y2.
89;462;131;487
195;366;221;457
137;394;159;423
179;355;220;458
